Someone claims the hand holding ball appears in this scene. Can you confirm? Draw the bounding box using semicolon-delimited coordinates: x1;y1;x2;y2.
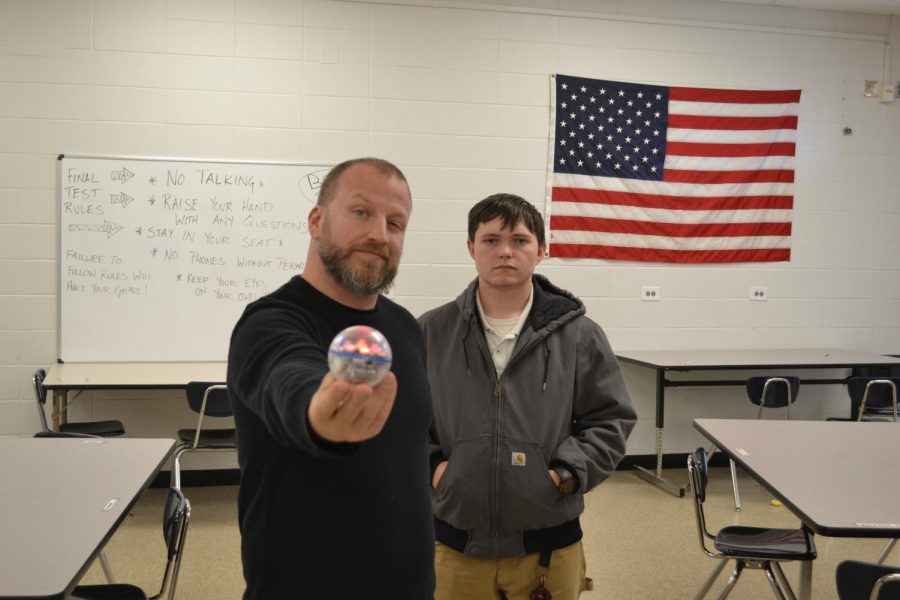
310;326;395;443
328;326;393;386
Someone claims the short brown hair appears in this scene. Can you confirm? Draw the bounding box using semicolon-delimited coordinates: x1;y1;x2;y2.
468;193;545;247
317;157;409;205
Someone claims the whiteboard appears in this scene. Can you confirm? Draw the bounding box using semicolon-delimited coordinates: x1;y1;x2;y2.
58;155;330;362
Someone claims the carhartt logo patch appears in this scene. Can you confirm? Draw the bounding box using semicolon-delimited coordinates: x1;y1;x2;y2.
511;452;526;466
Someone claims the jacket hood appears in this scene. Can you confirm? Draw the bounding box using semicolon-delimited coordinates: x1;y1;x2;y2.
455;273;585;337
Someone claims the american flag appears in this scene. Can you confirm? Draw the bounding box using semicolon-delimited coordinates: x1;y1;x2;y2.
546;74;801;263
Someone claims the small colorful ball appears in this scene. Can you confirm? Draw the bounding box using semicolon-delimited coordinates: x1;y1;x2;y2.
327;325;393;385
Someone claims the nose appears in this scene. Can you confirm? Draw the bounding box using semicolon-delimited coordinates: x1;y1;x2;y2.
366;218;389;244
498;241;512;257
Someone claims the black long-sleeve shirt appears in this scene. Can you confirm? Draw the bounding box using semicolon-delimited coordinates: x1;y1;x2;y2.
228;275;435;600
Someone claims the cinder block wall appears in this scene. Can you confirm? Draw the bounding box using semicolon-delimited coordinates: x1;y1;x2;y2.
1;0;898;467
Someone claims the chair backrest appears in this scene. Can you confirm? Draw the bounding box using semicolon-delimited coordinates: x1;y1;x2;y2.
688;447;708;503
185;382;231;417
687;447;715;555
836;560;900;600
848;377;899;417
854;366;896;378
157;487;191;600
32;368;50;431
747;376;800;409
33;431;100;438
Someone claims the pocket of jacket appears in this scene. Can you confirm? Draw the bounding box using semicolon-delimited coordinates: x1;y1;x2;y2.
496;439;569;532
432;436;493;531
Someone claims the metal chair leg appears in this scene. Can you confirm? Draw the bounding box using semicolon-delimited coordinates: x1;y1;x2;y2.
694;558;730;600
98;550;116;583
729;459;742;512
171;444;189;490
877;539;897;564
174;451;183;490
763;563;790;600
165;505;190;600
714;560;745;600
770;562;797;600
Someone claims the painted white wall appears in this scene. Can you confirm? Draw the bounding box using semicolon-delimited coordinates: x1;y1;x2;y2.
1;0;898;469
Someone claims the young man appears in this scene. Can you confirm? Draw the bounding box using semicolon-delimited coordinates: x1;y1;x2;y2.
419;193;636;600
228;158;435;599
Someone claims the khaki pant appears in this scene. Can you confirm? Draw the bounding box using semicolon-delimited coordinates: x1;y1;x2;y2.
434;541;588;600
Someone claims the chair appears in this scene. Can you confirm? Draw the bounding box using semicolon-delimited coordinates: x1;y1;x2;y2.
836;560;900;600
716;376;800;512
33;368;125;437
747;376;801;419
71;487;191;600
848;377;899;422
687;447;816;600
171;382;236;489
34;430;105;438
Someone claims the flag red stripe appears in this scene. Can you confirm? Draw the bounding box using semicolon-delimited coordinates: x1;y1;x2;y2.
550;216;791;238
669;87;801;104
664;169;794;184
548;244;791;263
667;142;796;157
668;114;797;131
551;187;793;210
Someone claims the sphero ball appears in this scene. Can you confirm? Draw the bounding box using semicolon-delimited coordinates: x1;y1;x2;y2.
327;325;393;386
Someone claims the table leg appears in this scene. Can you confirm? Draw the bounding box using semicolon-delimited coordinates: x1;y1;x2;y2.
798;528;813;600
52;389;67;430
634;368;685;497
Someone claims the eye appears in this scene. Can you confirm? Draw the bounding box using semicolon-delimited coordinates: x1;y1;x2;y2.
388;220;405;231
352;208;368;218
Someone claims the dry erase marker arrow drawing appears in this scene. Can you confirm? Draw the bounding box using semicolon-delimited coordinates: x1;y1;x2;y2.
110;167;135;183
110;193;134;208
68;220;124;239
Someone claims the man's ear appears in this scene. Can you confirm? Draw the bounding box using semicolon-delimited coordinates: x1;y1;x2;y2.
308;205;323;238
467;238;475;259
536;243;547;264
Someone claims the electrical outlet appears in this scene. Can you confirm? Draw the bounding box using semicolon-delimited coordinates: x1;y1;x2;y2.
750;286;768;301
641;286;661;301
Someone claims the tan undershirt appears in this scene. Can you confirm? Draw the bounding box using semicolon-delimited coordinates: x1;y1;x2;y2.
476;288;533;377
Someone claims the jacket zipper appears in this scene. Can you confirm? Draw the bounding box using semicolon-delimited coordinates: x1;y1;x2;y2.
492;375;501;555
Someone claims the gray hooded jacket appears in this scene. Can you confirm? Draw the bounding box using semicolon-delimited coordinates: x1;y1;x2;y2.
419;274;637;558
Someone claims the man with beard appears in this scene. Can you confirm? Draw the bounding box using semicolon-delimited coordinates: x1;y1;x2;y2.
227;158;435;599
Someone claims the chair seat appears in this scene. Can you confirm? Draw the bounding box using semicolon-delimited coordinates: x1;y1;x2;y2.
864;406;897;413
60;420;125;437
177;427;236;447
70;583;148;600
716;525;817;560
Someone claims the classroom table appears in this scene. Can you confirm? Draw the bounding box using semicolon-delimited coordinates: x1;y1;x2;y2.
615;349;900;497
43;362;227;429
693;418;900;600
0;436;176;599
